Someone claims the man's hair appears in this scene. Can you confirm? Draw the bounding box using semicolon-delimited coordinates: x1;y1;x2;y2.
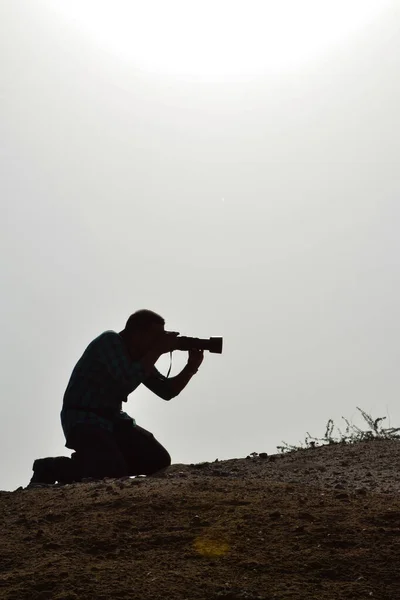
124;309;165;334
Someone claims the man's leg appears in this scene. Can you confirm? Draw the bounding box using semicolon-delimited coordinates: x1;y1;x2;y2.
70;424;129;480
114;422;171;476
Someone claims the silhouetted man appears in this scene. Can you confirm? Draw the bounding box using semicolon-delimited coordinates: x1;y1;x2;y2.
30;309;203;484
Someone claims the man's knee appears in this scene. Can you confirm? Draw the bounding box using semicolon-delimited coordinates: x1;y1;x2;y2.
146;445;171;474
158;447;171;470
129;445;171;476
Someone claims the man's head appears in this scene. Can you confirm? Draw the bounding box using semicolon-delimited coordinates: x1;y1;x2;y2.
120;309;165;358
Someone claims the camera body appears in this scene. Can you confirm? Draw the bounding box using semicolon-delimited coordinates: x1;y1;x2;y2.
175;336;223;354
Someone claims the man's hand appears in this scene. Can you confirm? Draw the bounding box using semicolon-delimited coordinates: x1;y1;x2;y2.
138;331;180;377
187;348;204;373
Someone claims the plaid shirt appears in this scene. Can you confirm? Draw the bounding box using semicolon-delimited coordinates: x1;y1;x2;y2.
61;330;146;448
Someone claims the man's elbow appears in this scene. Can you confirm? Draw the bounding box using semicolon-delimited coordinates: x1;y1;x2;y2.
164;387;179;401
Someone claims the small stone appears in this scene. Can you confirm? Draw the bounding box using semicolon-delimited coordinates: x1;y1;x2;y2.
298;512;314;521
334;492;350;501
269;510;282;519
43;541;61;549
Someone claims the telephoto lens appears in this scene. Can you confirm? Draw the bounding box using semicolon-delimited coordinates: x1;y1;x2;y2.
175;336;223;354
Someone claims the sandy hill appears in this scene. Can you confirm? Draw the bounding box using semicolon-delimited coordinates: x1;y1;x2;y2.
1;439;400;600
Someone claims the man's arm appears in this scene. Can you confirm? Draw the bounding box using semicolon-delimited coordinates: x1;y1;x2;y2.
97;332;146;390
97;331;178;390
144;350;204;400
144;365;198;400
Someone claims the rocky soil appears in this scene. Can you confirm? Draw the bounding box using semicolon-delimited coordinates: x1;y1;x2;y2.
1;438;400;600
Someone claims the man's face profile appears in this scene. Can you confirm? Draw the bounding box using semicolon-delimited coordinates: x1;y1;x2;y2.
131;322;165;357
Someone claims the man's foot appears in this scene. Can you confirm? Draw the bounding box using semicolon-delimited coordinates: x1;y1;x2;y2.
30;458;57;484
30;456;80;485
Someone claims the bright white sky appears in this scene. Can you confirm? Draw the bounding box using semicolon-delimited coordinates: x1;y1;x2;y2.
1;1;400;491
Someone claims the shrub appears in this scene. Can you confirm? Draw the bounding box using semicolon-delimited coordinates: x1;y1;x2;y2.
277;406;400;453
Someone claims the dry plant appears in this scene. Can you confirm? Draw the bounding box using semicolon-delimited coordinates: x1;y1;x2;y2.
277;406;400;453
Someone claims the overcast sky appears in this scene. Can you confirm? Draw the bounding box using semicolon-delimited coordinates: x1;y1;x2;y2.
2;1;400;491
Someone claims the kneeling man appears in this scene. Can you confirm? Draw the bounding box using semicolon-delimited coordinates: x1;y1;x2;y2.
31;309;203;484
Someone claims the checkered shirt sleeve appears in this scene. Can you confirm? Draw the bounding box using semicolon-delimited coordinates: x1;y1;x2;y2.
96;331;145;390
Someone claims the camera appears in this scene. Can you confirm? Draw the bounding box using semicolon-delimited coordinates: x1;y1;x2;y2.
175;336;223;354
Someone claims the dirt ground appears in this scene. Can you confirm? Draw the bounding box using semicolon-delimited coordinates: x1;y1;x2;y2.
1;438;400;600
